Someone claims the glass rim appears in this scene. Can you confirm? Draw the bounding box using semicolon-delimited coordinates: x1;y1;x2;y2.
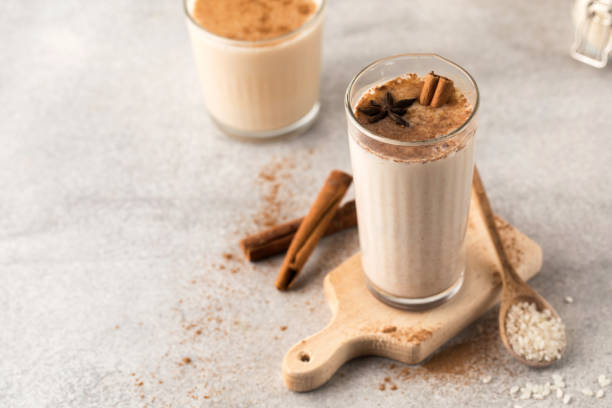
183;0;326;47
344;53;480;147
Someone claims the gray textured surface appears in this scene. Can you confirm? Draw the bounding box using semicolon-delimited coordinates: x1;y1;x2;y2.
1;0;611;406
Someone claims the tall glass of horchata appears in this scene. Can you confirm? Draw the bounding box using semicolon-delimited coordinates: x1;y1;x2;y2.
345;54;479;309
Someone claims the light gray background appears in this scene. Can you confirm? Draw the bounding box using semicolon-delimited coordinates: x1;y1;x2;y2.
1;0;611;407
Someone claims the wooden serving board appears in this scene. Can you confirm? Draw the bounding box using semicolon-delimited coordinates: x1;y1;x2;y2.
282;189;542;392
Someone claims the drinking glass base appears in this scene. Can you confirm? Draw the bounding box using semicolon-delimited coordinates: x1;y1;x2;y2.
210;102;320;141
365;271;464;310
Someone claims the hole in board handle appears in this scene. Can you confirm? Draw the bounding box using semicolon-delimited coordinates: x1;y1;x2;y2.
298;351;310;363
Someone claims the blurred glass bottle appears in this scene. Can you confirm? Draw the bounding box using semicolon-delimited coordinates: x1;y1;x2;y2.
572;0;612;68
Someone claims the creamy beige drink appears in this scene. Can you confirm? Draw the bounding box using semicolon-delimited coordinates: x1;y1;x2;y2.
185;0;324;138
345;55;479;308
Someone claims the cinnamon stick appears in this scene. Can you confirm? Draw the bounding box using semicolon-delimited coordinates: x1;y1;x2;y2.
419;71;439;106
431;76;454;108
419;71;454;107
275;170;353;290
240;200;357;262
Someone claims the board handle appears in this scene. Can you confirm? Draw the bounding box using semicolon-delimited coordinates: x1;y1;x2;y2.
282;318;358;392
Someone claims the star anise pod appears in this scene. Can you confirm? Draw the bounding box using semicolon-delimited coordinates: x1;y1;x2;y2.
358;92;415;126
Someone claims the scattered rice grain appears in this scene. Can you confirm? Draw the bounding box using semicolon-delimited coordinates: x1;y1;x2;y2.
581;388;594;397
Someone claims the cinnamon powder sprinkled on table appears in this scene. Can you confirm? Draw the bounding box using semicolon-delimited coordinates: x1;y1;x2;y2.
231;152;315;243
252;156;297;228
124;150;358;403
385;310;518;388
123;154;309;403
379;376;398;391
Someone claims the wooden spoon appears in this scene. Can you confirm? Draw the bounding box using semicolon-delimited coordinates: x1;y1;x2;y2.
473;167;565;367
